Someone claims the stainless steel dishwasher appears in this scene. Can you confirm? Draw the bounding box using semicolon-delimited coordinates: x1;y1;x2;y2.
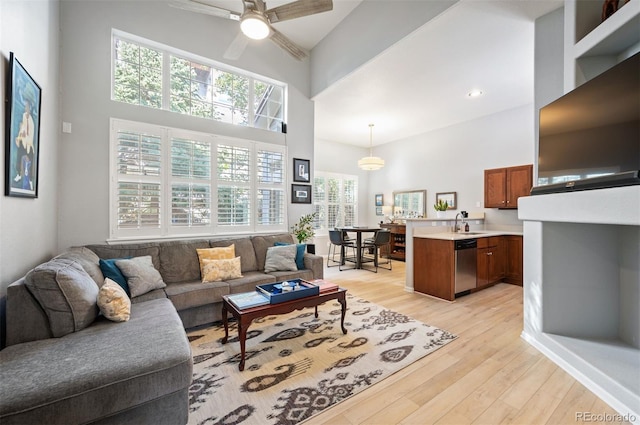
454;239;477;294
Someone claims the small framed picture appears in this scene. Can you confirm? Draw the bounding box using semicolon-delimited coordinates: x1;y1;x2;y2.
293;158;310;183
291;184;312;204
376;206;383;216
436;192;457;210
375;193;383;206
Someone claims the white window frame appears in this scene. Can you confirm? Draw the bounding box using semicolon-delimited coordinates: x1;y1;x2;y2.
313;171;359;236
111;29;287;133
110;118;287;241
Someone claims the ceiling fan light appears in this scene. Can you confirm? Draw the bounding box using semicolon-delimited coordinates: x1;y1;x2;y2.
240;12;270;40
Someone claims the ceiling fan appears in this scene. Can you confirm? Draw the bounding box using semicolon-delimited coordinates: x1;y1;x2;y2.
169;0;333;60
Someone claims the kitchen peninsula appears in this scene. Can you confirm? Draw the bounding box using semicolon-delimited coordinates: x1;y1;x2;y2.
412;230;523;301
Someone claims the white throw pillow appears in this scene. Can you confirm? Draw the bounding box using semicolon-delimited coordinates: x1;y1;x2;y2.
97;278;131;322
264;244;298;273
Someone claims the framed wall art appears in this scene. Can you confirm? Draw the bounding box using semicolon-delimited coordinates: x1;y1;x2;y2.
5;52;42;198
293;158;310;183
436;192;457;210
291;184;312;204
375;193;383;206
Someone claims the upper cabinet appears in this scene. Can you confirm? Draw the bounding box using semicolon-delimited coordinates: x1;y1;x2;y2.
565;0;640;89
484;165;533;209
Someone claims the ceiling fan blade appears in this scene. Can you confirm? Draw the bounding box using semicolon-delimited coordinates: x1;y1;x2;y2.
266;0;333;23
168;0;240;20
224;32;250;60
270;28;308;60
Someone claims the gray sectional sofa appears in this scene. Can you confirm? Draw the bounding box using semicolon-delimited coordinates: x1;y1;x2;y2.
0;233;324;425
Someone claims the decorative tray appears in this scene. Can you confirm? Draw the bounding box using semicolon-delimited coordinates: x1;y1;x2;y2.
256;279;320;304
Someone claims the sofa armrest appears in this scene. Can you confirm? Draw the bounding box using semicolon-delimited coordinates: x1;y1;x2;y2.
303;253;324;280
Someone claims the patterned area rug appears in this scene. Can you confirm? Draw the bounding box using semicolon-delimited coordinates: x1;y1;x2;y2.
187;293;456;425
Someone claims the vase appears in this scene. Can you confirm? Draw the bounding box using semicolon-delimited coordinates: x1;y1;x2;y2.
436;211;445;218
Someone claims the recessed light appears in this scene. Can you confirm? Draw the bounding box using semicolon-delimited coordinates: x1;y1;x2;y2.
467;90;483;98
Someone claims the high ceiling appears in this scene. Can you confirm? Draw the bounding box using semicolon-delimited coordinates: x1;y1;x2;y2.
313;0;563;147
183;0;563;148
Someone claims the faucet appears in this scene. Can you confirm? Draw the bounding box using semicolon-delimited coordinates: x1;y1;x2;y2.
453;211;468;233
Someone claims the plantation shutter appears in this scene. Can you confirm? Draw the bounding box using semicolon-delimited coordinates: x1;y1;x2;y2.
256;148;285;228
313;177;326;231
114;127;162;235
217;144;251;228
170;137;212;228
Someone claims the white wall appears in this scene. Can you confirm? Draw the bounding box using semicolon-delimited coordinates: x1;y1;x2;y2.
0;0;60;290
315;104;535;231
58;0;315;249
310;0;458;97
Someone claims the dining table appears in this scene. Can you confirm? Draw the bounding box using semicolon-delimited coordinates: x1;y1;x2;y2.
337;226;381;269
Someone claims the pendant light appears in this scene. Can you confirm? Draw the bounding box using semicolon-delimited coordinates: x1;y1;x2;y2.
358;124;385;171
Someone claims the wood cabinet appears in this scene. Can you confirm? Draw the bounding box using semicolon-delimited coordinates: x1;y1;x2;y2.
380;223;406;261
484;164;533;209
503;235;523;286
476;237;505;289
413;238;455;301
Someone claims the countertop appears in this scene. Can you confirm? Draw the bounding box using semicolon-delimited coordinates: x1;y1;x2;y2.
414;230;523;241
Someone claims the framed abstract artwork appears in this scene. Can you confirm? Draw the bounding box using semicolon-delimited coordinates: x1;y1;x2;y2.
291;184;311;204
5;52;42;198
293;158;310;183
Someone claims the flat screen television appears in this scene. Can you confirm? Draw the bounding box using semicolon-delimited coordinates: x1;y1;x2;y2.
532;51;640;195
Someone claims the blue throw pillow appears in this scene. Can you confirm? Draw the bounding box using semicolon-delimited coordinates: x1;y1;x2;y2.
99;258;131;296
274;242;306;270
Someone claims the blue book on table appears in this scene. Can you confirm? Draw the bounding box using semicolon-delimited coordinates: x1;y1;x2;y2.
227;291;269;309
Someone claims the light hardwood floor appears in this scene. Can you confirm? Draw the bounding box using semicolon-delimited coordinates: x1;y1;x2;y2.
304;260;628;425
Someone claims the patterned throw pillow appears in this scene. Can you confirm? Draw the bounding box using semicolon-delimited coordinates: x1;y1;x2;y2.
196;245;235;278
201;257;243;283
97;278;131;322
264;244;298;273
115;255;166;298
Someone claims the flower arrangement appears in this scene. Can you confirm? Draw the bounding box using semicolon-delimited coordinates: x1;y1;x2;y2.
434;199;449;211
291;212;318;243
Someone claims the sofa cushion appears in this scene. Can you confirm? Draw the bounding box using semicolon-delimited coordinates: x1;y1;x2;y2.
274;241;306;269
226;271;277;294
99;258;131;296
158;239;210;283
202;257;243;282
24;259;99;338
97;278;131;322
131;288;167;304
86;243;160;269
0;298;192;425
210;237;258;273
54;247;104;287
264;245;298;273
252;234;296;271
268;269;315;282
164;280;229;311
115;256;166;298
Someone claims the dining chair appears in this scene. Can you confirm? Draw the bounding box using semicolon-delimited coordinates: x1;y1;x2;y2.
328;229;356;271
362;230;392;273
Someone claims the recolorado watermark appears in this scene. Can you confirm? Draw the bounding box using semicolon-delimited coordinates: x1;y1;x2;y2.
576;412;636;423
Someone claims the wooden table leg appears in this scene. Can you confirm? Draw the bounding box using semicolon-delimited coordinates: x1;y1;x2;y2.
238;318;248;371
314;305;318;318
221;301;229;344
338;294;347;334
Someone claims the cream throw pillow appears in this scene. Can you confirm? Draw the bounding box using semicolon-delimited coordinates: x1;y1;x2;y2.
201;257;243;282
114;255;166;298
97;278;131;322
197;245;235;278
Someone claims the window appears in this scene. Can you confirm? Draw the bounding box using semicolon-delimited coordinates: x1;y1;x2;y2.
112;31;286;132
313;172;358;234
110;119;286;240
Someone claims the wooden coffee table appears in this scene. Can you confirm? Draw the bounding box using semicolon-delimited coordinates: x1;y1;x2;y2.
221;287;347;371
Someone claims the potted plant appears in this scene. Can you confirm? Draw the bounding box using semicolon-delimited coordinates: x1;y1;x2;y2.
291;212;318;253
433;199;448;218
